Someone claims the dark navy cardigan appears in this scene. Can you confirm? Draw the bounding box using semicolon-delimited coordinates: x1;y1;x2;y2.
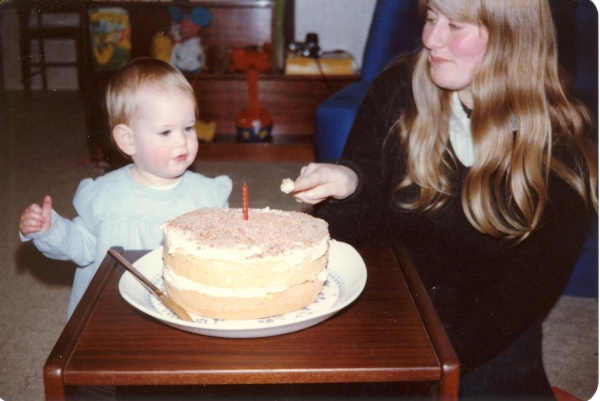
315;56;594;373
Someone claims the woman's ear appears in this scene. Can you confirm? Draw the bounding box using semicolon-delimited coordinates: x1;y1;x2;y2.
112;124;135;156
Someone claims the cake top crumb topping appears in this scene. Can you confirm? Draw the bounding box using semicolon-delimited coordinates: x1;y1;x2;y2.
163;208;329;257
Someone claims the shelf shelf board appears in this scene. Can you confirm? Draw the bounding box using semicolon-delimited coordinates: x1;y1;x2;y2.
198;141;314;162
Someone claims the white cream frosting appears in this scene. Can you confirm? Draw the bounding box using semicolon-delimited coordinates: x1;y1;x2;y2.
163;265;328;298
165;236;329;266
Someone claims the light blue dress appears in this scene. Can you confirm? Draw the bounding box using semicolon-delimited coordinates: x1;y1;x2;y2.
22;165;232;319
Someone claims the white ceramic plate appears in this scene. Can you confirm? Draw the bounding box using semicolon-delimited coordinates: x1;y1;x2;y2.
118;240;367;338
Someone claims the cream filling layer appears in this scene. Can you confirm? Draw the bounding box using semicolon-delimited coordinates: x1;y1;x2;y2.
163;266;328;298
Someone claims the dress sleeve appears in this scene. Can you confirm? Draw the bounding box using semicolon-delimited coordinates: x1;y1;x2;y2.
25;208;96;266
22;179;97;266
213;175;233;208
185;173;233;209
39;179;97;266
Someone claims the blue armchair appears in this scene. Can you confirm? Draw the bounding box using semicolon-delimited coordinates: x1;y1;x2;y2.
314;0;421;162
551;0;598;298
550;0;598;117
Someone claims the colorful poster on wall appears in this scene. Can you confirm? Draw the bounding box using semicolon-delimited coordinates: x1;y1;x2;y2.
88;8;131;71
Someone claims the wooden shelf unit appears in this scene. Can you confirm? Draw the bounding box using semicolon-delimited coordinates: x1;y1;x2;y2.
78;0;359;163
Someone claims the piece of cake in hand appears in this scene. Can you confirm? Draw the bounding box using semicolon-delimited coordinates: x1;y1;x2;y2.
280;178;294;194
162;207;330;320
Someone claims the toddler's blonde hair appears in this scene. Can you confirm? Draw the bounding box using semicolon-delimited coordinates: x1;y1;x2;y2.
105;57;198;130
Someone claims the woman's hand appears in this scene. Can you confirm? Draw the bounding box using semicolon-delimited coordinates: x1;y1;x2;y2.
291;163;358;204
19;195;52;236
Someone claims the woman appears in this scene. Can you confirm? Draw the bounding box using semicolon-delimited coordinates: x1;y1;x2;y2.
292;0;597;398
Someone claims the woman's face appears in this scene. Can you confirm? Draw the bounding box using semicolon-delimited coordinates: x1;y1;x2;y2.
421;4;488;108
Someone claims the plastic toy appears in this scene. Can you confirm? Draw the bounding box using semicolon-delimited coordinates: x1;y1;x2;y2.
196;120;217;142
151;32;173;63
232;44;273;143
168;6;212;74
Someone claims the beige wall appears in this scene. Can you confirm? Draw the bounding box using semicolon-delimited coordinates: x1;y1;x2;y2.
0;0;376;91
295;0;376;66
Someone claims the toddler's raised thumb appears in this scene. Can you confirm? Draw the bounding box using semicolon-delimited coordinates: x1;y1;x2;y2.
42;195;52;214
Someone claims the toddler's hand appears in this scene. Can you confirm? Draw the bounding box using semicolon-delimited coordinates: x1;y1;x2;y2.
292;163;358;204
20;195;52;236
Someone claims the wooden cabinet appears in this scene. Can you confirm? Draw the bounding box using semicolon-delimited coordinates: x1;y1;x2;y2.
78;0;358;164
193;74;358;139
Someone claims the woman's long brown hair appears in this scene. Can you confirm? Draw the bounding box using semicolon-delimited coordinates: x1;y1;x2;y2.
396;0;598;241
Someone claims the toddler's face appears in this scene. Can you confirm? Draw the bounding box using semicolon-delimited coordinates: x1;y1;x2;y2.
127;85;198;187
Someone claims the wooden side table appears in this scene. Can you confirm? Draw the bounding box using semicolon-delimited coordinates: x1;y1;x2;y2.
44;246;459;400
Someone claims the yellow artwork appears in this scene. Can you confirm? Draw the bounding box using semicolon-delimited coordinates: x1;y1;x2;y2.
89;8;131;70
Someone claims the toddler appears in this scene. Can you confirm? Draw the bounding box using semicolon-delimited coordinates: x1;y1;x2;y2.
19;57;232;320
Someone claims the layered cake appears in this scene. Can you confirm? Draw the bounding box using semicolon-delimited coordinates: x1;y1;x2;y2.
162;208;330;320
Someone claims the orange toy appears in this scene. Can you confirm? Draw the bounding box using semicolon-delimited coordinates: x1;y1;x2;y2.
232;44;273;143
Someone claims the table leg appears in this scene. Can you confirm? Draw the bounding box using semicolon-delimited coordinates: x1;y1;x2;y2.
43;363;66;401
392;245;460;400
43;248;126;401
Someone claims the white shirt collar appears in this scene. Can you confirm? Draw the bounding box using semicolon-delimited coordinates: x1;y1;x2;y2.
449;91;474;167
